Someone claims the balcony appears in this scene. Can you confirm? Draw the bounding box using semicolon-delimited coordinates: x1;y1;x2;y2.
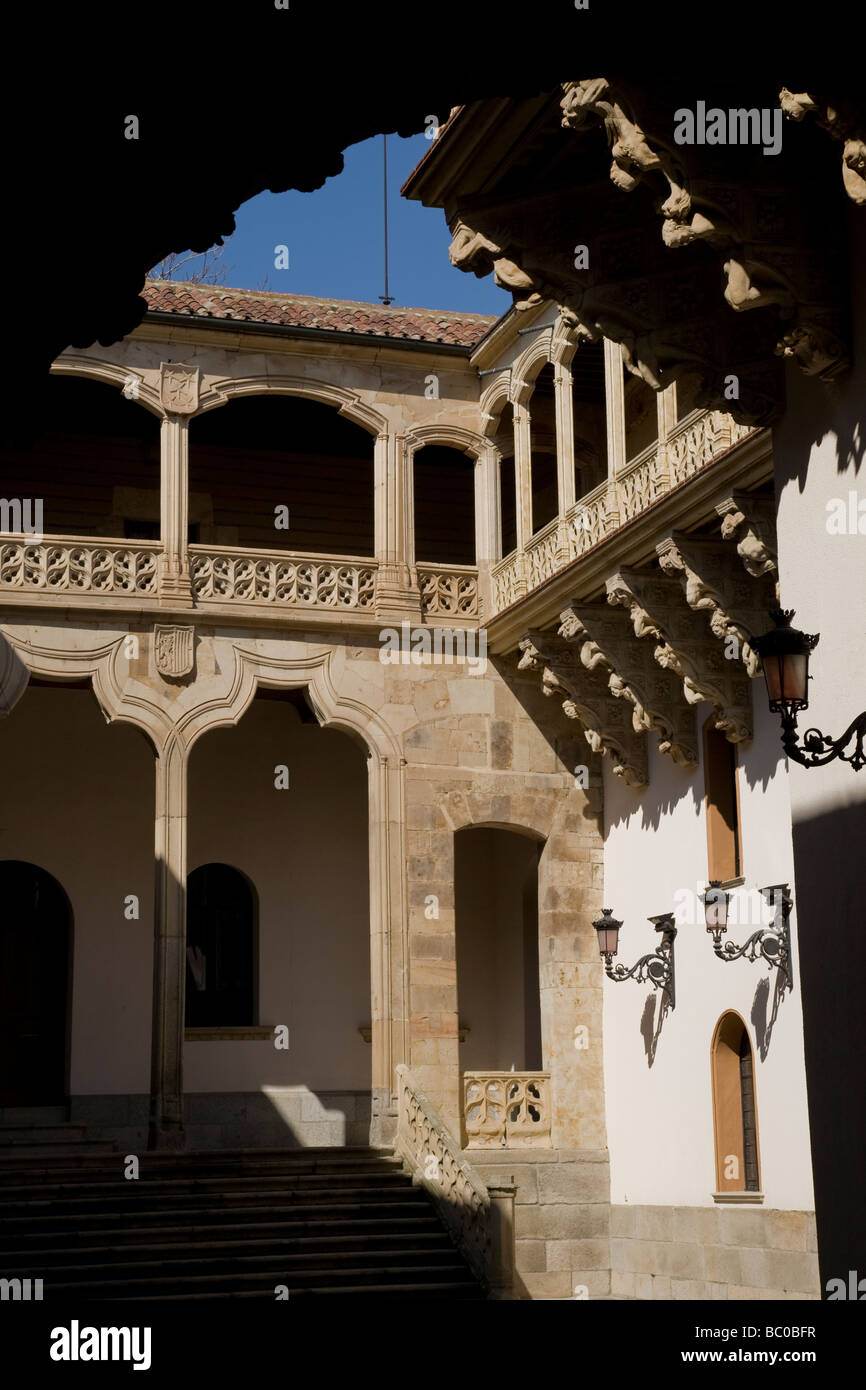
490;410;758;622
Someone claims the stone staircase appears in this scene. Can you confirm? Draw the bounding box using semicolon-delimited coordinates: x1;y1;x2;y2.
0;1147;486;1299
0;1107;116;1159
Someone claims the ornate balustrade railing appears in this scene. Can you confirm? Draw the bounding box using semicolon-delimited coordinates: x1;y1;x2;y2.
463;1071;552;1149
490;411;757;615
189;545;377;611
395;1064;508;1292
0;535;160;596
416;564;479;618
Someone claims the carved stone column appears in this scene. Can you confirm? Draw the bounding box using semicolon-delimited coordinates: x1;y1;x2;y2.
368;752;410;1147
376;432;422;622
603;340;626;481
512;401;532;600
554;361;576;565
158;416;193;604
149;735;189;1150
475;445;500;620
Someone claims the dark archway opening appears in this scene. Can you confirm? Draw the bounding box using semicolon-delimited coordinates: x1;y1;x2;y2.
455;826;542;1072
0;860;72;1106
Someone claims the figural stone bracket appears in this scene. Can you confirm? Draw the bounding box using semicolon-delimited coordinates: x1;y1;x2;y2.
605;568;753;743
518;631;648;788
656;534;777;678
560;601;699;770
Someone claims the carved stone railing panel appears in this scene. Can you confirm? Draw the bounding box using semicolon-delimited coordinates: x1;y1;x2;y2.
565;480;617;559
463;1071;551;1149
617;444;662;523
190;546;376;611
606;568;753;743
666;410;737;487
518;630;648;787
0;537;160;596
395;1064;494;1289
561;601;699;769
491;551;524;612
525;519;560;589
417;565;479;618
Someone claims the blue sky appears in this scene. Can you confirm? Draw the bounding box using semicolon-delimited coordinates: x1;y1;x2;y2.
166;132;511;318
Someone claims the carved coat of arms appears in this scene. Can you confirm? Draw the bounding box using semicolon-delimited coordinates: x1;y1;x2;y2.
159;362;200;415
154;625;195;680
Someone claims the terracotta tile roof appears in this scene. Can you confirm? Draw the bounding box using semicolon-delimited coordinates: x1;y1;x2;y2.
142;280;496;348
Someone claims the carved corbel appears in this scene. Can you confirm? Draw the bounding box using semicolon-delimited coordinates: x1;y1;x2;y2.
519;631;648;787
448;216;543;303
715;492;779;586
780;89;866;205
605;569;753;743
656;534;777;676
559;602;698;769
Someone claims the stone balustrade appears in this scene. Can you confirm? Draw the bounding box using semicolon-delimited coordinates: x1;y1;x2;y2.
463;1071;552;1149
416;564;479;618
0;536;160;596
490;411;757;616
190;545;377;611
395;1064;499;1290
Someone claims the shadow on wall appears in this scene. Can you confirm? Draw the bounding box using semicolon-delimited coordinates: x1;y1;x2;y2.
791;796;866;1295
182;1089;372;1150
639;985;674;1068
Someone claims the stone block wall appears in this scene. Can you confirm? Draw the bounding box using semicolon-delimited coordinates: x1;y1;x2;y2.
469;1148;611;1300
611;1204;820;1300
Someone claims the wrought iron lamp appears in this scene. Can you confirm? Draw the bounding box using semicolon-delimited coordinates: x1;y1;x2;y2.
753;609;866;771
701;880;793;986
593;908;676;1007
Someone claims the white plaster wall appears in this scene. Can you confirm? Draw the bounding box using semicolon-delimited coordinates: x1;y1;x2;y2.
185;696;371;1094
0;685;154;1093
602;697;814;1210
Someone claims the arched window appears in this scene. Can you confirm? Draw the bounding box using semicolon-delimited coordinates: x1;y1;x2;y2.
711;1013;761;1193
0;861;72;1105
494;403;517;557
529;363;558;534
185;864;257;1027
413;444;476;565
188;395;375;555
572;337;607;500
623;363;659;462
703;715;742;882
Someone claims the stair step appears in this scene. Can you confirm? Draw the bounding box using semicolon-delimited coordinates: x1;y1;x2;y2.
3;1230;455;1266
1;1214;443;1249
46;1262;476;1298
0;1145;485;1300
128;1281;485;1300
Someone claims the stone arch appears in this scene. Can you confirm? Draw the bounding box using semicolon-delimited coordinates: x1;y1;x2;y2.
479;370;512;438
50;355;164;418
195;373;388;437
408;779;604;1147
511;326;555;406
